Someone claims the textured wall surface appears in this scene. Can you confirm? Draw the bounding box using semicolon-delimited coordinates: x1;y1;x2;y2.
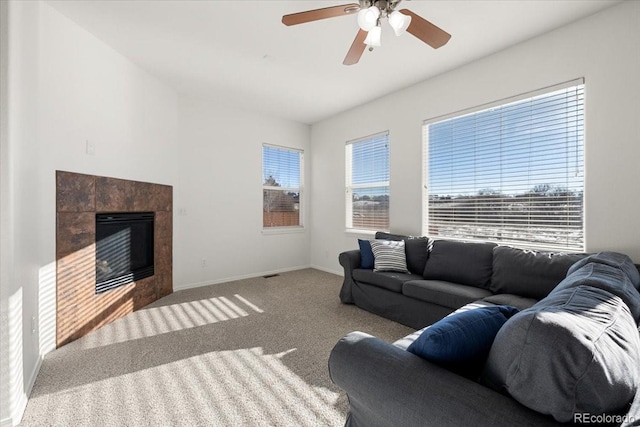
56;171;172;347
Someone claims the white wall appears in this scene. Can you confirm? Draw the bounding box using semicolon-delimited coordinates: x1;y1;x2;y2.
1;1;179;425
309;1;640;274
173;96;311;290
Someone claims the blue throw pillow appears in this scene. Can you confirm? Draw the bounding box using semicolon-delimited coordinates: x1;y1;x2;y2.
407;305;519;378
358;239;374;269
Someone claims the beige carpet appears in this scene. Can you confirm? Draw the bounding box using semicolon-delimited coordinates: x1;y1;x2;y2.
21;269;413;426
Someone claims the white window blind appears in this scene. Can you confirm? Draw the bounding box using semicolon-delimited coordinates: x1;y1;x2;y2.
262;144;303;228
346;132;390;231
423;80;585;251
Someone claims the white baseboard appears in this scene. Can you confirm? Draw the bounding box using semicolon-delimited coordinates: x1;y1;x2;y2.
5;354;43;427
25;354;42;401
174;265;314;292
309;264;343;276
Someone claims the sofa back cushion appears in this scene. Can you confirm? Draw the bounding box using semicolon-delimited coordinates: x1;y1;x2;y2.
404;238;431;276
567;251;640;289
555;257;640;323
375;231;405;241
423;240;495;289
490;246;586;300
482;283;640;423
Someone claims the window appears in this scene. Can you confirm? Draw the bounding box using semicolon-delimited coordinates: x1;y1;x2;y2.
423;80;584;251
262;144;303;228
346;131;390;232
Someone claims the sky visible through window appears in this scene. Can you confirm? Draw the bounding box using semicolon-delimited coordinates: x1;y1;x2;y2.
263;146;300;188
428;86;584;198
351;136;389;197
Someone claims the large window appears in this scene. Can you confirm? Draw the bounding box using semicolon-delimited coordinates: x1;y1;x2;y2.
346;132;390;232
423;80;585;251
262;144;303;228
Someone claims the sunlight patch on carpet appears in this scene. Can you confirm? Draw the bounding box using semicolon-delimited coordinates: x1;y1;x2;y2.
25;347;343;427
77;295;265;350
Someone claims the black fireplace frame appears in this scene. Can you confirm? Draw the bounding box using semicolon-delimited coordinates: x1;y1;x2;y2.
95;212;155;294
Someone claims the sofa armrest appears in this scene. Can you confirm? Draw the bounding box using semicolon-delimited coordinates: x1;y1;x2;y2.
329;331;562;427
338;250;361;304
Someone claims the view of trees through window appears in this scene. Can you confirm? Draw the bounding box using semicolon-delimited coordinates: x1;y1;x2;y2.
424;82;585;251
262;145;302;228
346;132;390;231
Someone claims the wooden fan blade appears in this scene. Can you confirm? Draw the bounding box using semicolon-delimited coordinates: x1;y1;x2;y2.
282;3;360;26
343;29;368;66
400;9;451;49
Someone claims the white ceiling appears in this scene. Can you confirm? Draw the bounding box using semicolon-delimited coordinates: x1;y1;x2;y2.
46;0;621;124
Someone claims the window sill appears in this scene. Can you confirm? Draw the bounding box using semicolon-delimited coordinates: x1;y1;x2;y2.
262;226;306;235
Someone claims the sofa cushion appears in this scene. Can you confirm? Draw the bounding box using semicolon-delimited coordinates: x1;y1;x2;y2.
482;294;538;311
375;231;406;241
407;305;519;378
490;246;586;300
404;237;431;276
482;284;640;423
357;239;375;269
402;280;492;309
567;251;640;289
554;261;640;323
352;269;421;293
371;239;409;273
423;240;496;289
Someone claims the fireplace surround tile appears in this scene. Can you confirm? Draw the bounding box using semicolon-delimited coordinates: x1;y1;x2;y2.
56;212;95;259
154;185;173;212
56;171;173;347
95;176;134;212
57;171;95;212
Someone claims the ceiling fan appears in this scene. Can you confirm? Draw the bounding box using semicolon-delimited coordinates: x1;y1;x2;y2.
282;0;451;65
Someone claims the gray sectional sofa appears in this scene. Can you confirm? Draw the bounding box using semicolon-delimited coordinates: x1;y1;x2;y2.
332;234;640;426
338;232;586;329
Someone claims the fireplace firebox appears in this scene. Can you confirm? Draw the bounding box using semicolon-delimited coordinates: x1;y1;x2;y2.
95;212;155;294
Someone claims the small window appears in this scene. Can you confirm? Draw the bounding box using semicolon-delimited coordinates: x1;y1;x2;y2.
423;80;585;251
262;145;303;229
345;132;390;232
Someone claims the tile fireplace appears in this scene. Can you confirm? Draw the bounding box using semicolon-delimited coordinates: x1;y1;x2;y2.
55;171;173;347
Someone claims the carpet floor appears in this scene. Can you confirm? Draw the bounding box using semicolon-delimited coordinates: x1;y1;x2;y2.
20;269;413;426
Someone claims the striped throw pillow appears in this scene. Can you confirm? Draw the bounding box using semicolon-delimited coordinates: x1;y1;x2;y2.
370;239;408;273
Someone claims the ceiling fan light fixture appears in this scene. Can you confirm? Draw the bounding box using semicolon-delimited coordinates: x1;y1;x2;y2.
388;10;411;36
357;6;380;31
364;25;382;47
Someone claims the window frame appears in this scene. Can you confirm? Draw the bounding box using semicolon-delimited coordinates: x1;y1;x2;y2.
422;78;585;251
345;131;391;234
262;143;304;232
